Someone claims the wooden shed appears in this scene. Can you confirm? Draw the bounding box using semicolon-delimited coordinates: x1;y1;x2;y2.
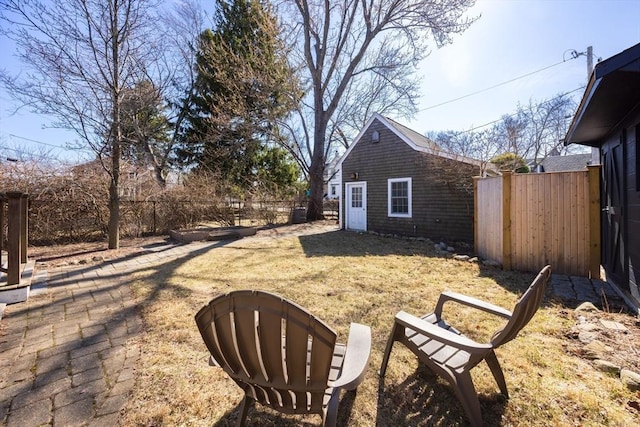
337;114;485;243
565;42;640;311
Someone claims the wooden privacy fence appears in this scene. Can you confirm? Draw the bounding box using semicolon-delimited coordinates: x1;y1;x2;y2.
474;166;600;278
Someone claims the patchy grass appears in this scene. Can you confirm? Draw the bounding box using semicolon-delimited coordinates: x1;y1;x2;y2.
122;224;640;426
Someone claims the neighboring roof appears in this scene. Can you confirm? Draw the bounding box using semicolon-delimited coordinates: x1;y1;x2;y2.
336;113;486;169
565;42;640;147
529;154;592;172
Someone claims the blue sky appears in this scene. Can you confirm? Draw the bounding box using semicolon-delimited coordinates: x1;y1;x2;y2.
407;0;640;134
1;0;639;163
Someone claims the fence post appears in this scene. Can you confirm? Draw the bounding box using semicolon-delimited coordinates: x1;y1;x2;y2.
7;192;23;285
0;195;4;270
501;171;512;270
473;176;480;254
20;193;28;263
588;165;601;279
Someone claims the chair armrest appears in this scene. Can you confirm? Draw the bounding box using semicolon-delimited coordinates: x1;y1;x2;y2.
395;311;493;354
329;323;372;390
434;291;512;319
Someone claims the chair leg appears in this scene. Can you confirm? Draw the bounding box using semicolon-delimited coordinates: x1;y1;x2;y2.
452;372;483;427
323;389;340;427
236;395;253;427
485;351;509;397
380;322;400;377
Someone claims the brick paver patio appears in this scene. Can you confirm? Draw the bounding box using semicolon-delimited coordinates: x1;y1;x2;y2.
0;239;217;426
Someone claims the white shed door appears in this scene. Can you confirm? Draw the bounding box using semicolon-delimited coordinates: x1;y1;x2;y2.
346;182;366;231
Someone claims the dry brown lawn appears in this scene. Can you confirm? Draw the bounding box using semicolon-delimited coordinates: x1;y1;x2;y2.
118;222;640;426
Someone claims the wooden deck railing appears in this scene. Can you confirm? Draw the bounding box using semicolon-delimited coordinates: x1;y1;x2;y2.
1;192;29;286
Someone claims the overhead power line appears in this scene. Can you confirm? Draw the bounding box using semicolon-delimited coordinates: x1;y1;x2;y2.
8;133;92;152
419;55;580;112
0;143;63;162
450;86;585;136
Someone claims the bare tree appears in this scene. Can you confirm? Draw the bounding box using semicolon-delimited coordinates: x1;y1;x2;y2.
516;93;577;161
493;114;527;156
489;93;577;166
428;127;498;176
430;92;578;172
276;0;477;220
1;0;165;248
429;128;485;159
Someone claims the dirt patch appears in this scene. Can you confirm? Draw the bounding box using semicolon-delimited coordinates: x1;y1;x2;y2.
29;235;171;268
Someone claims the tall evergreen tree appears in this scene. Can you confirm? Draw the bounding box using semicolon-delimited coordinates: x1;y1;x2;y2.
182;0;299;191
120;80;173;186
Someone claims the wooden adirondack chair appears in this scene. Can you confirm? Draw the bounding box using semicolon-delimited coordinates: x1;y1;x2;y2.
195;290;372;427
380;265;551;427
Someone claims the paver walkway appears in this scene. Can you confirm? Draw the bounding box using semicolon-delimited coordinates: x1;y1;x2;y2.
0;239;218;427
0;228;633;426
551;274;631;311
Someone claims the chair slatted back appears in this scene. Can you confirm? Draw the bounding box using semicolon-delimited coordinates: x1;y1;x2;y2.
491;265;551;347
195;290;337;414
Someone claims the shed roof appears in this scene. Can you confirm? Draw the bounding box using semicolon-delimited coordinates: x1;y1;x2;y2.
565;42;640;147
383;116;440;150
336;113;486;170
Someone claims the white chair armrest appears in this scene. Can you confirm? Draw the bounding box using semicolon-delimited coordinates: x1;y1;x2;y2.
395;311;493;354
329;322;371;390
435;291;513;319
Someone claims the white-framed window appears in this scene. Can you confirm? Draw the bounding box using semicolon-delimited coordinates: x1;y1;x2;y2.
388;178;412;217
330;185;337;196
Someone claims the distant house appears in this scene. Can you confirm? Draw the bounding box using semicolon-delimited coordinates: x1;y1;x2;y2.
324;155;341;200
71;158;161;200
337;113;486;243
528;153;592;173
565;42;640;311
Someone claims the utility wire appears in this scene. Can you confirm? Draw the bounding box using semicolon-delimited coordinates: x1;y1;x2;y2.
419;56;579;112
449;86;585;136
8;133;92;152
0;143;63;162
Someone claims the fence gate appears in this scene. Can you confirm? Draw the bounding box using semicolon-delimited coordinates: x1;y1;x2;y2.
474;166;601;278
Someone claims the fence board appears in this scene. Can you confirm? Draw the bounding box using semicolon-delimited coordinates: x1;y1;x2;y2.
475;176;503;263
475;166;600;277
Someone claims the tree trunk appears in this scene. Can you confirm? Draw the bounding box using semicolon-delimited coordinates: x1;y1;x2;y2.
108;136;121;249
306;110;326;221
108;173;120;249
108;3;121;250
306;156;324;221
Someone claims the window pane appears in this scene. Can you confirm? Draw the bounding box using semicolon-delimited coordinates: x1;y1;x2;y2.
351;187;362;208
391;181;408;214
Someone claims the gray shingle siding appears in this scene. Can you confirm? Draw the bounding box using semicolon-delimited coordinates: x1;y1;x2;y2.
342;118;476;242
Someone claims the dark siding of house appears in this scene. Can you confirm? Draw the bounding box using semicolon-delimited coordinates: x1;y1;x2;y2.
624;110;640;302
599;107;640;305
341;118;476;243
